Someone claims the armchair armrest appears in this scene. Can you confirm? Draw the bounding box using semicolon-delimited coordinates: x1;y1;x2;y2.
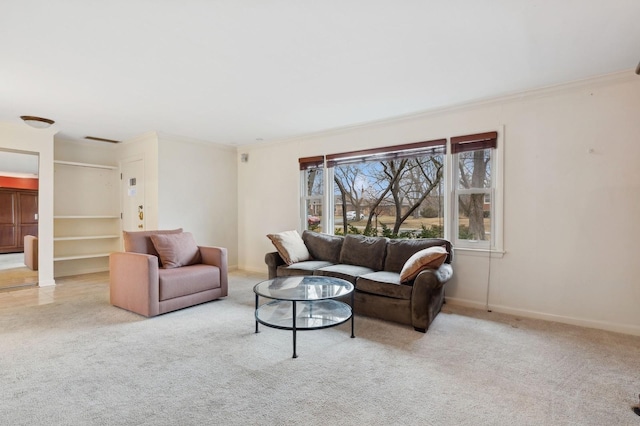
265;251;285;279
198;246;228;297
24;235;38;271
109;252;160;317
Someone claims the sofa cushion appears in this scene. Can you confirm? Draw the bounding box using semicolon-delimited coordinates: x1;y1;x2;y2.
150;232;202;269
302;230;344;263
339;234;388;270
384;238;451;273
267;230;310;265
278;260;334;277
158;264;220;301
123;228;183;266
399;246;448;282
357;271;412;300
315;263;375;285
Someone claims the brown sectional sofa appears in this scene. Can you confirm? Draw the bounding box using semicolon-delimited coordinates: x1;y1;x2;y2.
110;229;228;317
265;231;453;332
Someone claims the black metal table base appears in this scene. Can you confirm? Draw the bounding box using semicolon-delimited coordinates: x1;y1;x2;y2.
254;291;355;358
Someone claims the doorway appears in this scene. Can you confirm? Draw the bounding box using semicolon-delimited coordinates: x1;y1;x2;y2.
121;158;145;232
0;150;39;290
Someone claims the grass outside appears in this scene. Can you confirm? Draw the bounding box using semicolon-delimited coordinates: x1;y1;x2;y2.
340;215;444;229
335;214;491;236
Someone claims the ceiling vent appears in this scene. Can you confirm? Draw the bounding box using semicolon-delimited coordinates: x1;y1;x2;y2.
84;136;121;144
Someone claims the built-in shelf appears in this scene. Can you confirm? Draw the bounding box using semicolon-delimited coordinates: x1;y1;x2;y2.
53;159;120;276
54;235;119;241
54;253;112;262
54;160;117;170
54;215;120;219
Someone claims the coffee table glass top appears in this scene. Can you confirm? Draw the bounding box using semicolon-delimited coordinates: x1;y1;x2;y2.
253;275;353;301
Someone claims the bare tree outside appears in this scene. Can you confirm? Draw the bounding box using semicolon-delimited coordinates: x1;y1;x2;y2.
303;167;323;230
333;165;368;234
332;152;445;238
385;157;443;235
457;149;491;240
306;168;320;196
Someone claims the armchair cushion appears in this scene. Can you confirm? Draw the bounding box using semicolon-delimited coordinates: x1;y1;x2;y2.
158;264;221;301
150;232;202;269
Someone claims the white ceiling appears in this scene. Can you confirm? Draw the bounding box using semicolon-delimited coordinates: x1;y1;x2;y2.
1;0;639;148
0;151;38;176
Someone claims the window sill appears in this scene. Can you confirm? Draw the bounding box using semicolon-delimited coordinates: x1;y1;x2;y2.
454;247;505;259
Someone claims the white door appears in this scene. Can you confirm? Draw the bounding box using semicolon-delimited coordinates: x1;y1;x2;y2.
121;159;145;232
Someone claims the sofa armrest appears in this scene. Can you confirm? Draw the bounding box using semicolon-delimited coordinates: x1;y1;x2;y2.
109;252;160;317
432;263;453;285
265;251;285;279
199;246;228;297
410;263;453;331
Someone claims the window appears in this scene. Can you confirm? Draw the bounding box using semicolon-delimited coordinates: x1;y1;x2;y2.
300;130;502;251
326;139;446;238
451;131;498;250
299;156;324;232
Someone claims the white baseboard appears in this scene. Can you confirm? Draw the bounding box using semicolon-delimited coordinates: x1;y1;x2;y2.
37;278;57;287
239;265;267;274
445;297;640;337
54;266;109;278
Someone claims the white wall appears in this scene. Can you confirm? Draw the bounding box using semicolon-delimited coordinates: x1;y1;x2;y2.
55;138;119;165
117;132;239;267
237;71;640;336
0;122;57;286
157;134;238;268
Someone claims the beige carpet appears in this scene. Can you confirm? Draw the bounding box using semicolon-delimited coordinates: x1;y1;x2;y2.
1;271;639;425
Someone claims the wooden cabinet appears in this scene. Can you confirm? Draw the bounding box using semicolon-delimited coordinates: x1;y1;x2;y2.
0;188;38;254
19;191;38;242
53;160;120;277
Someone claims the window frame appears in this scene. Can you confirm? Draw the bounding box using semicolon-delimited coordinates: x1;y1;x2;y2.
299;156;325;232
448;128;504;253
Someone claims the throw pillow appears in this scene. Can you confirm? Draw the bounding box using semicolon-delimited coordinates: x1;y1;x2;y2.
267;230;310;265
384;238;451;273
123;228;183;255
149;232;202;269
399;246;448;282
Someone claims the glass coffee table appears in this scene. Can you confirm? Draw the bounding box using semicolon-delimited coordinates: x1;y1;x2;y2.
254;275;355;358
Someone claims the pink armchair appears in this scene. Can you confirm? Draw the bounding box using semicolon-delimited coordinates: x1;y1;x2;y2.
109;229;228;317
